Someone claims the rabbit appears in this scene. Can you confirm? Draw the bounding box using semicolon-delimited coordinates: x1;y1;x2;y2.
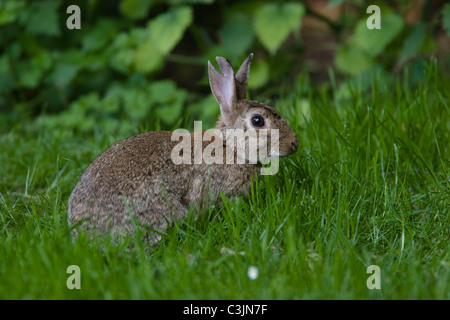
68;53;299;242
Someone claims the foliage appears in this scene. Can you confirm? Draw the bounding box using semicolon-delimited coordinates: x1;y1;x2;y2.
253;2;305;55
1;0;449;134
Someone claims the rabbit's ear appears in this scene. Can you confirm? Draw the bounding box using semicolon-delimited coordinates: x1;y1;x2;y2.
235;53;253;100
208;57;236;124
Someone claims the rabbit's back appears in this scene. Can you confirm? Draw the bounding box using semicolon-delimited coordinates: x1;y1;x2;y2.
68;131;192;238
68;130;256;239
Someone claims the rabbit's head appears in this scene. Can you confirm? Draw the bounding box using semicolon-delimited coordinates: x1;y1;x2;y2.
208;54;298;163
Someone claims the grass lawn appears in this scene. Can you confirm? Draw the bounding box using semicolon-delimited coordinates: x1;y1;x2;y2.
0;61;449;299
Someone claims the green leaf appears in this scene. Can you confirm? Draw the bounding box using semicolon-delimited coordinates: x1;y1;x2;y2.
0;1;25;25
148;81;187;124
17;50;53;88
248;60;269;89
64;92;100;131
443;4;450;36
24;0;61;36
147;6;193;54
188;95;218;121
133;41;164;74
50;64;80;88
119;0;153;20
133;6;193;73
82;19;121;53
49;50;85;87
219;13;254;60
147;81;180;104
110;29;147;74
122;88;150;119
155;101;184;124
335;46;373;75
254;2;305;55
399;22;426;64
350;13;404;57
103;85;124;113
335;65;390;101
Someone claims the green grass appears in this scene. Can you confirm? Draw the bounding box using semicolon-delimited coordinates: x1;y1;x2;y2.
1;61;449;299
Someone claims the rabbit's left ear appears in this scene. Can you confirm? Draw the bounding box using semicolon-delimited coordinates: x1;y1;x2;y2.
209;57;237;123
235;53;253;100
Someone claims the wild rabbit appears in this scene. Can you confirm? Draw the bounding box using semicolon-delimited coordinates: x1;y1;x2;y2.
68;53;298;242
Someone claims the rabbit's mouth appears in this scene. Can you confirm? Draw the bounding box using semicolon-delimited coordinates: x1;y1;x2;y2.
278;130;299;156
253;145;296;164
266;147;296;159
280;139;299;156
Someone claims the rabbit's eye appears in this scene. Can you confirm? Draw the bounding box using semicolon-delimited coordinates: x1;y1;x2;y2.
251;115;265;128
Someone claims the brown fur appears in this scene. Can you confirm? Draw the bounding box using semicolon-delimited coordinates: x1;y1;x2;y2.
68;54;298;242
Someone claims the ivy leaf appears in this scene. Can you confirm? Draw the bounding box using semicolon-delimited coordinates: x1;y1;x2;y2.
155;100;184;124
119;0;153;20
102;85;123;113
335;46;373;75
49;50;85;87
122;88;150;120
399;22;426;64
248;60;269;89
133;6;193;73
82;19;121;53
188;95;218;122
133;41;163;74
147;6;193;54
148;81;187;124
350;13;404;57
219;13;254;59
24;0;61;36
336;11;404;74
50;63;81;88
0;1;25;25
110;29;147;74
17;50;52;88
254;2;305;55
148;81;180;104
